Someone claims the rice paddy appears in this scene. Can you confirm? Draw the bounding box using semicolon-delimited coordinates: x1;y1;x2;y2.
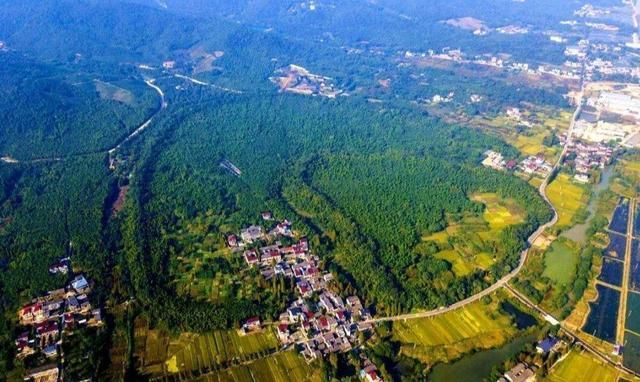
392;296;519;364
546;349;636;382
547;173;589;228
138;328;280;378
423;193;526;277
187;351;318;382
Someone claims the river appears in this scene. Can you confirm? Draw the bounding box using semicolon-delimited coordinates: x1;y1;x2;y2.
562;165;614;243
428;333;537;382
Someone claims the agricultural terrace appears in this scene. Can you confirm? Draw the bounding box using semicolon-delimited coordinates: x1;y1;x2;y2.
391;295;519;365
187;351;318;382
423;193;526;277
542;239;580;285
547;173;589;228
138;328;279;378
545;349;639;382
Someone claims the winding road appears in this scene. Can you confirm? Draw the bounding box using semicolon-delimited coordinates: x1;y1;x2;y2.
367;81;585;324
1;78;166;165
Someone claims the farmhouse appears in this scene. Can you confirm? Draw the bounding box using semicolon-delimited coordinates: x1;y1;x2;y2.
241;225;264;243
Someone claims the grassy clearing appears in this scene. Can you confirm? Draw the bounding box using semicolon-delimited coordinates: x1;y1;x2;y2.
543;239;580;285
392;295;518;364
547;174;589;228
545;349;637;382
423;193;526;276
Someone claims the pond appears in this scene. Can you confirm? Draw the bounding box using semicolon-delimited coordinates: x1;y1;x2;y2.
597;257;624;287
563;166;613;243
428;334;537;382
583;284;620;343
605;232;627;261
609;198;630;235
630;240;640;292
500;301;538;330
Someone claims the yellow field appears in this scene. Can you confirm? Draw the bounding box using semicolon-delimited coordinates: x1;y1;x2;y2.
186;351;318;382
472;193;526;232
547;174;588;227
393;296;517;364
435;249;475;276
423;193;525;276
545;349;638;382
138;328;279;377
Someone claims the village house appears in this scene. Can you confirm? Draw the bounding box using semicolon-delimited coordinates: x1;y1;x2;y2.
242;317;262;333
241;225;264;243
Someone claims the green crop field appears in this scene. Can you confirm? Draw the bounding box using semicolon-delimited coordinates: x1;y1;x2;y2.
546;349;638;382
392;296;518;364
547;174;589;228
543;239;579;285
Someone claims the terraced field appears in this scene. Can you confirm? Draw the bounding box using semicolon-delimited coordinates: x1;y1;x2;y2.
547;174;588;228
392;296;518;364
546;349;636;382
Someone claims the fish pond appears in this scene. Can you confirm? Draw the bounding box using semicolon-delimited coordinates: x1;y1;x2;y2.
428;333;538;382
583;284;619;343
598;257;624;287
624;332;640;374
605;232;627;261
625;292;640;334
609;198;630;235
630;240;640;292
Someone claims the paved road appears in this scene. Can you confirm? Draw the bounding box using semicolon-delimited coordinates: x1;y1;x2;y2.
1;79;165;165
367;83;585;324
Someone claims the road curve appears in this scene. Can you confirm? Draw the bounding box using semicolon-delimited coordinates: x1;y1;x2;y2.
367;84;584;324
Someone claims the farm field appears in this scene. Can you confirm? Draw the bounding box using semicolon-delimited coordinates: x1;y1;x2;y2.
472;193;526;233
546;349;636;382
512;130;560;161
597;257;624;287
605;232;627;261
542;239;579;285
392;295;519;364
608;199;630;235
139;329;279;377
547;174;588;228
186;351;318;382
583;284;620;344
424;193;526;276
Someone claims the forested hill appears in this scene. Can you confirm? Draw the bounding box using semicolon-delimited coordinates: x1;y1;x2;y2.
0;53;158;159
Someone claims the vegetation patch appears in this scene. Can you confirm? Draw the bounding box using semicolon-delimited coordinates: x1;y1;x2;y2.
391;295;519;365
547;173;589;228
542;239;580;285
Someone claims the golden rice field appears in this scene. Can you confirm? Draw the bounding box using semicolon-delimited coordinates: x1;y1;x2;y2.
547;174;588;228
392;297;517;364
188;351;319;382
138;328;279;378
545;349;638;382
424;193;525;277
